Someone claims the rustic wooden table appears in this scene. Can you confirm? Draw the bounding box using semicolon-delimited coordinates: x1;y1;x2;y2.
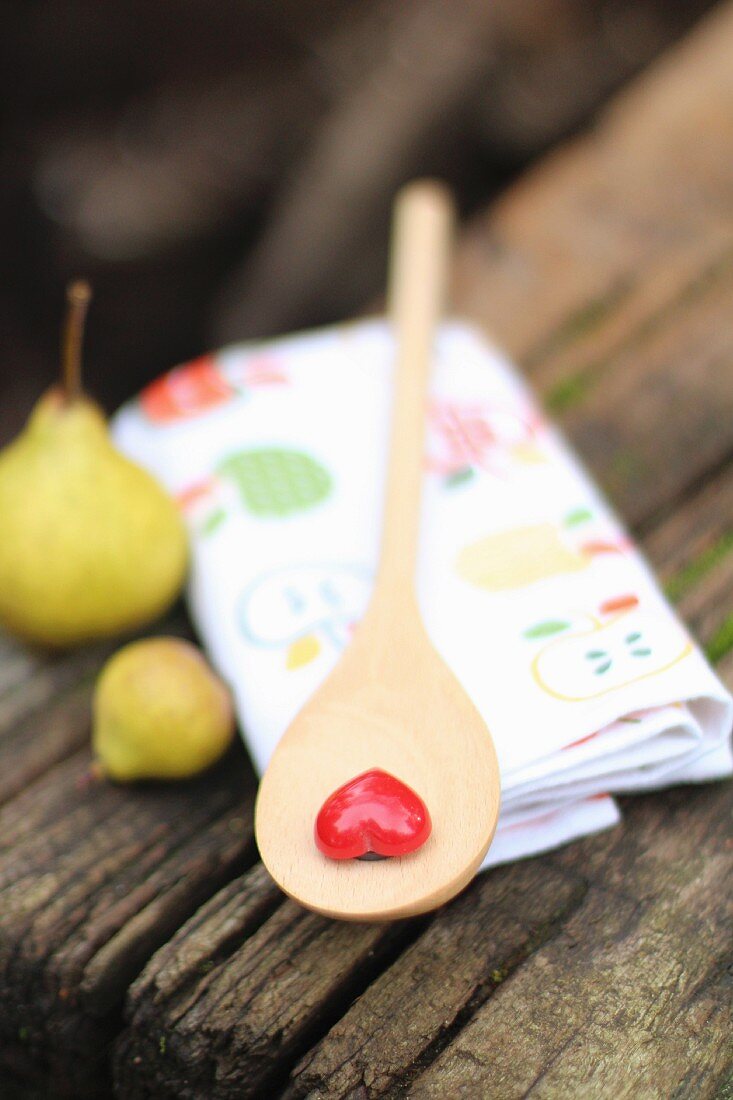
2;5;733;1097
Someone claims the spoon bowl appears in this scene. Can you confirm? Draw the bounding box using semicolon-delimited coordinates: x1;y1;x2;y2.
256;596;500;920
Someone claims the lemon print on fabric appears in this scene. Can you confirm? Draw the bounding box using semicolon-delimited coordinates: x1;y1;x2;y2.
217;448;332;518
286;634;322;669
457;522;587;592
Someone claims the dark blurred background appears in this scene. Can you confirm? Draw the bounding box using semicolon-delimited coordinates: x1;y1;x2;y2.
0;0;717;442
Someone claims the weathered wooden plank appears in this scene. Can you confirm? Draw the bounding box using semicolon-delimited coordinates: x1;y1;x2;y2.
0;639;115;756
286;864;586;1100
114;443;733;1100
0;613;217;1096
454;0;733;365
115;659;733;1099
0;680;93;806
454;0;733;527
646;461;733;652
405;776;732;1099
289;788;733;1100
0;746;255;1097
280;459;733;1098
116;893;421;1100
560;266;733;526
116;860;584;1099
122;863;284;1012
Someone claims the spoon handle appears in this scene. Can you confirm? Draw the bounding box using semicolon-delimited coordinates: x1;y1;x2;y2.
374;180;454;599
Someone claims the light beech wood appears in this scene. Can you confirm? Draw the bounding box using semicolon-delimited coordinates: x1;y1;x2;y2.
254;181;501;920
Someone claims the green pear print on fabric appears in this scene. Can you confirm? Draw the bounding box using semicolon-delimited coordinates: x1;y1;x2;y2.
216;448;332;517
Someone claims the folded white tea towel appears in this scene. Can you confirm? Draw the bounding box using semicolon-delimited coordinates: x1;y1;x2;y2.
113;320;733;869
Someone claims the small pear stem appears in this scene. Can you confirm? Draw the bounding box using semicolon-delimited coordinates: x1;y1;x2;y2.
62;279;92;402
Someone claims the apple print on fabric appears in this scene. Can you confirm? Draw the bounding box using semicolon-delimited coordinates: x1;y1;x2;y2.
217;448;332;517
238;564;371;669
140;353;287;423
456;507;626;592
524;597;692;701
177;447;333;535
426;398;547;488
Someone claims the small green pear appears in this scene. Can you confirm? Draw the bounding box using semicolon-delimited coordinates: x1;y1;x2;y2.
93;637;235;781
0;282;188;647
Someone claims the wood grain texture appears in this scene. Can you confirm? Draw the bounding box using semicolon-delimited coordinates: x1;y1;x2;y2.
116;873;419;1098
0;618;189;806
0;744;255;1097
283;861;587;1098
0;639;116;779
116;454;733;1100
2;5;733;1096
454;0;733;365
290;791;732;1100
454;0;733;527
406;779;733;1099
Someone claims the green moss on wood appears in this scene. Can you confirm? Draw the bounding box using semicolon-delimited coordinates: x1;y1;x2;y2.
529;278;634;369
546;373;594;413
540;247;733;422
713;1071;733;1100
705;616;733;664
609;449;646;485
665;531;733;603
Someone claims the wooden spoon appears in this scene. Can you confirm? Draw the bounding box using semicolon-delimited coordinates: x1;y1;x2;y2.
255;180;501;920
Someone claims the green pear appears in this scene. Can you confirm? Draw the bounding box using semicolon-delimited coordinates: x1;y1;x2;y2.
0;282;188;647
93;637;235;781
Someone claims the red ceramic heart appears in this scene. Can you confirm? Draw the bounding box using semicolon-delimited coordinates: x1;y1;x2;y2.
315;768;432;860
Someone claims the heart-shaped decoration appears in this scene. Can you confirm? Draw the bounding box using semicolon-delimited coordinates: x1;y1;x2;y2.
315;768;432;860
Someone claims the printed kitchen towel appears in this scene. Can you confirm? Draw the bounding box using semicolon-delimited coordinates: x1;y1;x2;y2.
113;319;733;869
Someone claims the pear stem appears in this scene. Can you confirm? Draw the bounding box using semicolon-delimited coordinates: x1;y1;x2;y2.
62;280;92;402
